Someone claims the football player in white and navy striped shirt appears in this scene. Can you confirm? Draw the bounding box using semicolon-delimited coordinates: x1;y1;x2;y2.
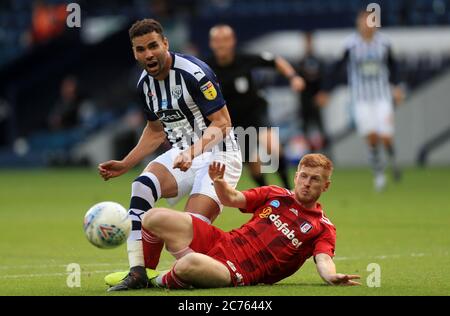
323;11;404;191
98;19;242;291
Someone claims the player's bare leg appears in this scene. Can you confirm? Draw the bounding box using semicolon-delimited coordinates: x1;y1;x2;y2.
165;253;232;288
142;207;193;251
366;132;385;191
108;162;178;291
184;194;220;223
381;135;401;182
139;162;179;267
145;162;178;196
108;165;228;290
108;207;190;291
142;208;231;289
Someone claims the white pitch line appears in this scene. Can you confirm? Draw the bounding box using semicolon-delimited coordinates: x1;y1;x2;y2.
0;253;436;279
334;253;428;261
0;260;174;271
0;253;430;272
0;270;115;279
333;255;364;261
0;253;430;270
0;263;173;280
0;263;128;270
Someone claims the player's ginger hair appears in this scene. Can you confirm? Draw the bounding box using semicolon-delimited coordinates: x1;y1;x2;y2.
298;154;334;180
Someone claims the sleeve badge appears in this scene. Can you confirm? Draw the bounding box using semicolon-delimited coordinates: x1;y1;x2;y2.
200;81;217;100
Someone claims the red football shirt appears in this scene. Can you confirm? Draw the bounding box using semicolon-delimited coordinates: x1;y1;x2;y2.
226;185;336;285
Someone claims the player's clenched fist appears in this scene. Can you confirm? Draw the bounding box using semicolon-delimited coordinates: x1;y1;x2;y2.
98;160;130;181
209;161;226;182
173;150;193;172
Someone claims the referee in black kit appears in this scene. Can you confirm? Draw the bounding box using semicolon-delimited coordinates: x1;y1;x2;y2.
206;24;305;188
297;32;329;153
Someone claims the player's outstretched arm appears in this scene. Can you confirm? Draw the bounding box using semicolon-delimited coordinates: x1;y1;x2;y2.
209;161;247;209
98;120;166;181
274;56;305;92
315;253;361;286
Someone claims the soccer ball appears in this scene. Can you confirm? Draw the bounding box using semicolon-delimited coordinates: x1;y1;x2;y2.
83;201;131;249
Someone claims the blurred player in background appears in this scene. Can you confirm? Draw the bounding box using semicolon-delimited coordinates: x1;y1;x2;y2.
98;19;242;291
297;32;329;154
118;154;360;289
320;11;405;191
207;24;305;189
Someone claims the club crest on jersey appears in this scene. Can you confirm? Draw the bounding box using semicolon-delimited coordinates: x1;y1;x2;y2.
259;207;272;219
171;85;182;100
200;81;217;100
270;200;280;208
300;222;313;234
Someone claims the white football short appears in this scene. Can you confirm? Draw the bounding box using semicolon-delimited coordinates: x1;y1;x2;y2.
151;147;242;208
353;100;394;137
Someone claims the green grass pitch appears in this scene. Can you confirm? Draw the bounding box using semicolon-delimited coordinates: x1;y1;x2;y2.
0;166;449;296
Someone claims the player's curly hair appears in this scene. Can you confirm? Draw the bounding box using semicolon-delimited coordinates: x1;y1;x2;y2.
299;154;334;179
129;18;164;41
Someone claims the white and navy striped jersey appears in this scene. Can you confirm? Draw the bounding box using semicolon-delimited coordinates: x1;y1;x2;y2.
137;52;238;152
343;32;396;105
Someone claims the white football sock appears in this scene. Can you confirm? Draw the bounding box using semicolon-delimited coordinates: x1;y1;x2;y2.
127;239;144;268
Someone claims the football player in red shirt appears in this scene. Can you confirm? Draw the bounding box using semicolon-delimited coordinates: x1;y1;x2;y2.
109;153;360;289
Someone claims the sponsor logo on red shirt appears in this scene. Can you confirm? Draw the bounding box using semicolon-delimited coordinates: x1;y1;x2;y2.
259;207;272;219
269;214;302;248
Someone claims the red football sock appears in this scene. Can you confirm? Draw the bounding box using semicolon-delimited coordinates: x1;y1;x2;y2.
161;266;190;289
141;228;164;269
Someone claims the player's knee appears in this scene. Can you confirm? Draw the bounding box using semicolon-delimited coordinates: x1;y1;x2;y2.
367;133;379;146
174;253;201;278
141;208;169;233
382;137;393;147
